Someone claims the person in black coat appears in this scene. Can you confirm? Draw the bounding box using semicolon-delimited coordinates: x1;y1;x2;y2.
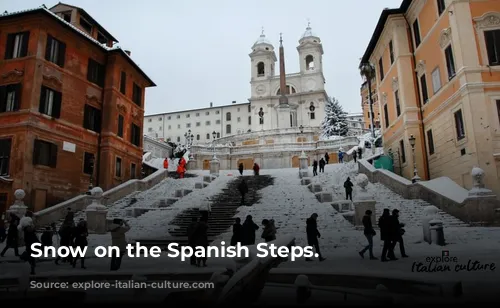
305;213;326;261
358;148;362;159
359;210;377;260
55;217;75;265
21;212;38;275
241;215;259;245
378;208;396;262
324;152;329;164
344;177;354;201
390;209;408;258
352;150;358;163
238;163;244;176
0;214;19;257
72;220;88;269
187;217;198;265
230;218;242;246
312;160;318;176
319;158;325;173
238;179;249;205
41;226;53;248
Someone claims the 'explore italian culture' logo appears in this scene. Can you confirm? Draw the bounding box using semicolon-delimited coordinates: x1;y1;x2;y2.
411;250;496;273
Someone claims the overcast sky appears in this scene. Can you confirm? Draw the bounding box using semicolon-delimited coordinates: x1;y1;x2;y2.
6;0;402;115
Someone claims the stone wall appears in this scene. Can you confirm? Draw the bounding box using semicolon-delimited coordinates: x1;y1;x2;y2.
358;159;500;225
33;169;168;227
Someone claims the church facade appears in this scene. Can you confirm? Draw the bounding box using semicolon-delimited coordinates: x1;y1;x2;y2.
143;25;329;143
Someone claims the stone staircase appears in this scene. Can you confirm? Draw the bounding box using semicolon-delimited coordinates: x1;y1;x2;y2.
139;175;275;247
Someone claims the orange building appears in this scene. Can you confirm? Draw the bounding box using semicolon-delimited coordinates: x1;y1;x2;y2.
360;78;381;130
0;3;156;213
361;0;500;193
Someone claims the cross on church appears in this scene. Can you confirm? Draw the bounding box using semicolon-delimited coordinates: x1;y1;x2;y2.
261;26;264;35
307;18;310;28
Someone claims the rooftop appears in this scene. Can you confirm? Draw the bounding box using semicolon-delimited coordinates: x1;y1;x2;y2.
145;101;251;117
253;29;273;47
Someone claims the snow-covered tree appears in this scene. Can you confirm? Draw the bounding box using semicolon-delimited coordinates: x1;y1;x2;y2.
321;96;349;137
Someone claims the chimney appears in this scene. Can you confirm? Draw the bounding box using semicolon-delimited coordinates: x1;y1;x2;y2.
124;50;131;56
232;101;236;104
210;102;213;107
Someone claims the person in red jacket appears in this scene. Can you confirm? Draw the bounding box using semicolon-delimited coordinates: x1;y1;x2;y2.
177;157;186;178
163;158;169;169
253;163;260;176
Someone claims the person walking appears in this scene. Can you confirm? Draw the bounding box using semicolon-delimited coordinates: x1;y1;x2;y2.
261;219;276;242
55;215;75;265
352;149;357;163
359;210;377;260
344;177;354;201
230;217;242;246
0;214;19;257
72;219;88;269
238;178;249;205
20;212;38;275
110;219;130;271
319;158;325;173
358;148;363;160
241;215;259;245
305;213;325;261
312;160;318;176
253;163;260;176
238;163;244;176
338;150;344;163
193;217;209;267
163;157;169;170
187;217;198;265
378;209;396;262
324;152;330;164
390;209;408;258
40;226;53;249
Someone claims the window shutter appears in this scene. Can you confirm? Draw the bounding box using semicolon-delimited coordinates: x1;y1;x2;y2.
4;34;14;59
83;105;90;128
485;31;497;65
87;59;94;81
49;143;58;168
20;31;30;57
13;83;21;111
0;86;6;112
45;35;53;61
98;64;105;87
96;109;102;133
33;140;40;165
52;91;62;118
39;87;46;113
58;41;66;67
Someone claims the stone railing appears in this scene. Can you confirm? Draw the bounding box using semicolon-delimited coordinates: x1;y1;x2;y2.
358;159;500;225
33;169;169;227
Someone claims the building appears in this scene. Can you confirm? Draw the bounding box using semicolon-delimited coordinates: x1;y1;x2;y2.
345;113;366;136
360;78;381;130
144;24;328;144
360;0;500;193
0;3;155;213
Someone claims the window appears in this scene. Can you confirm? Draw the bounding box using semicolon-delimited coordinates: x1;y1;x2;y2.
159;126;162;131
168;116;171;120
217;132;220;138
148;127;152;132
196;134;200;140
310;112;315;120
158;117;162;121
0;139;12;176
485;30;500;66
176;115;180;119
39;86;62;118
168;125;171;129
131;163;136;179
215;110;220;114
177;136;181;142
87;58;105;87
413;19;421;47
196;122;201;127
259;117;264;125
427;129;435;155
215;119;220;124
132;83;142;106
61;12;71;22
431;67;442;93
400;140;406;164
420;74;429;104
45;35;66;67
196;112;200;117
0;83;21;112
206;134;210;140
186;123;191;128
148;118;152;122
33;139;57;168
205;111;210;115
305;55;314;70
186;114;190;118
237;108;240;112
120;71;126;94
444;45;456;79
226;112;231;121
395;90;401;117
97;32;108;45
131;123;141;146
496;100;500;125
117;115;124;137
378;57;384;80
206;121;211;125
276;85;297;95
177;124;180;128
248;116;251;125
5;31;29;59
383;104;389;128
389;40;394;64
237;117;241;122
257;62;265;76
367;112;370;118
83;152;95;175
454;109;465;140
248;105;251;112
226;124;231;134
83;104;101;133
437;0;446;15
79;17;92;33
115;157;122;177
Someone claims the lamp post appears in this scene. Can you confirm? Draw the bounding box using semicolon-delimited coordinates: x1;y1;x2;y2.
184;129;194;159
408;134;421;183
359;62;376;139
212;130;217;160
86;155;95;195
299;125;307;158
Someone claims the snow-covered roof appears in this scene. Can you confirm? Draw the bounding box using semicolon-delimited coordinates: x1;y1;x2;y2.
253;33;273;47
300;25;317;39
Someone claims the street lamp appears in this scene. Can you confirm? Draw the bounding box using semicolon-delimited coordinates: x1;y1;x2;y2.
299;124;307;158
86;155;95;195
212;130;217;160
359;62;376;139
408;134;420;183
